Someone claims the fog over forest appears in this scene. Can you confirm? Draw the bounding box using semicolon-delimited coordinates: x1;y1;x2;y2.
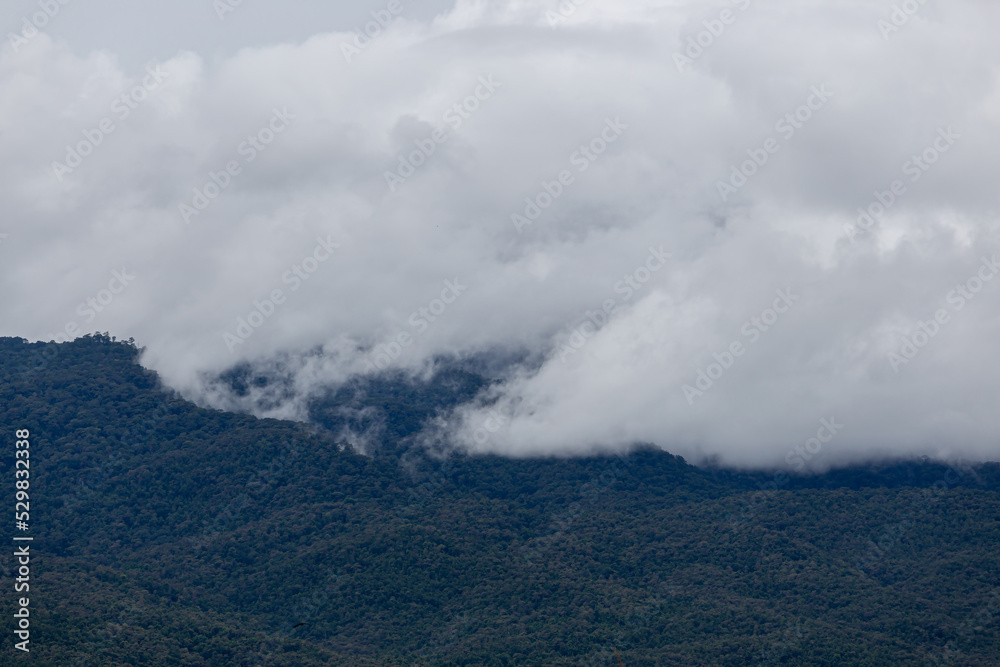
3;0;999;469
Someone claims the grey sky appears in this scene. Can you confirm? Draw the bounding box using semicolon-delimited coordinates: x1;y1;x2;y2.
2;0;999;470
3;0;456;70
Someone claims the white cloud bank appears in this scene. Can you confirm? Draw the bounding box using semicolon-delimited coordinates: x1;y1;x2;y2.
2;0;1000;469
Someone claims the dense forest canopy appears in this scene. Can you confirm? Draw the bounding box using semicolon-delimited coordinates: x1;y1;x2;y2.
1;335;998;665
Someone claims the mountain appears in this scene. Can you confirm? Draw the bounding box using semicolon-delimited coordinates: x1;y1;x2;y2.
1;335;998;665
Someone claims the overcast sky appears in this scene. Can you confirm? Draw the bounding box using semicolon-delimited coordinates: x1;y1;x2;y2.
3;0;999;470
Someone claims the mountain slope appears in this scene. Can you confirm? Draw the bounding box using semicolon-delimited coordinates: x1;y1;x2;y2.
1;336;998;665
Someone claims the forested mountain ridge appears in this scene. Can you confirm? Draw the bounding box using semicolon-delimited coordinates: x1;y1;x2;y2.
1;335;998;665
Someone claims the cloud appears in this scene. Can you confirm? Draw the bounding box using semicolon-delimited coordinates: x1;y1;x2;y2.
2;0;1000;469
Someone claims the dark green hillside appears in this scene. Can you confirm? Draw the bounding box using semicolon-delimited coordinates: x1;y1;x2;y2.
1;336;998;665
